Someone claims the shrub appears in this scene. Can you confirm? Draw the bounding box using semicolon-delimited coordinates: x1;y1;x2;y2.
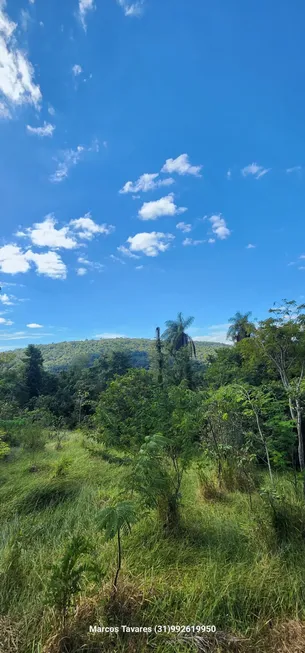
47;535;91;627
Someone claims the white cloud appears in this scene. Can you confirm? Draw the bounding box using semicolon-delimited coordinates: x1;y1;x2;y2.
109;254;126;265
127;232;174;257
70;213;115;239
0;1;41;115
0;100;10;118
209;215;231;240
26;323;43;328
138;193;187;221
26;121;55;137
18;215;78;250
182;238;204;246
241;163;270;179
50;145;85;183
208;238;215;244
95;332;127;339
79;0;95;30
72;64;82;76
77;256;104;272
193;323;230;344
25;250;67;279
286;166;302;174
161;153;202;177
77;267;87;276
29;0;35;4
117;245;140;259
0;331;53;342
116;0;145;17
176;221;192;233
0;244;31;274
0;317;13;325
48;105;55;116
0;293;14;305
120;173;174;194
246;243;256;249
135;265;143;270
227;169;232;180
20;9;31;32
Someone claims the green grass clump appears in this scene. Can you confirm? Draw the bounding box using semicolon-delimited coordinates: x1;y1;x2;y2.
1;432;305;653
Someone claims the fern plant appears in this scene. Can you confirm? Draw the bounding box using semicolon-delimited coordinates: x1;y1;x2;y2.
47;535;90;627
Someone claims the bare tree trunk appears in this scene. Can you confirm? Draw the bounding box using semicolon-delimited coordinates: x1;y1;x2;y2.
254;411;273;485
296;399;305;472
114;529;121;590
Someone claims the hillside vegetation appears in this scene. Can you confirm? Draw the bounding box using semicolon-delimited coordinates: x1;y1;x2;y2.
0;337;225;372
1;305;305;653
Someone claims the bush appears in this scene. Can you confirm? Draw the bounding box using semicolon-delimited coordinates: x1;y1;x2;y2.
198;469;225;501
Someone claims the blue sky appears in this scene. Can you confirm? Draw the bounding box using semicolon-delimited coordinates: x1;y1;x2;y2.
0;0;305;349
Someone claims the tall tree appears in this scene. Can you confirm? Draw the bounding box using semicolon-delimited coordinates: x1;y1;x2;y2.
227;311;254;343
23;345;44;402
162;312;196;357
255;300;305;474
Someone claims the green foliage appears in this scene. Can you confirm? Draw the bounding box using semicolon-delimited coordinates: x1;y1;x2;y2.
0;429;10;459
98;501;137;588
96;368;156;451
47;535;91;625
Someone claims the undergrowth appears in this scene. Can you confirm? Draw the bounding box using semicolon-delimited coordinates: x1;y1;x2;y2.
1;432;305;653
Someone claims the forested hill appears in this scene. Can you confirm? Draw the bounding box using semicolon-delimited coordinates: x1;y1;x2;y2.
0;337;226;372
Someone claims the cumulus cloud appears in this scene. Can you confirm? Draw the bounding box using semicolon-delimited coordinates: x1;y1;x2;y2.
17;215;78;250
70;213;115;240
25;250;67;279
138;193;187;221
77;267;87;276
0;245;31;274
72;64;82;76
79;0;95;30
0;1;41;117
176;221;192;233
246;243;256;249
135;265;143;270
0;244;66;279
182;238;204;246
116;0;145;17
119;173;174;194
27;323;43;328
126;232;174;257
0;292;14;305
26;121;55;137
241;163;270;179
209;215;231;240
0;317;13;325
161;153;202;177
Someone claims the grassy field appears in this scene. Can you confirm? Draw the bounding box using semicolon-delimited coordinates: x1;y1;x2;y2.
1;432;305;653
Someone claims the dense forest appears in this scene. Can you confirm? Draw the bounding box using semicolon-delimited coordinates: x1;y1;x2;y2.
1;301;305;653
0;336;224;373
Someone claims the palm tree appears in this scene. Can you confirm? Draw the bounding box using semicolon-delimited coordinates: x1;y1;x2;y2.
227;311;254;343
155;327;164;387
98;501;137;590
162;312;196;357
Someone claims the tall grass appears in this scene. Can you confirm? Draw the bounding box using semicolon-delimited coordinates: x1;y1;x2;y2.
1;432;305;652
